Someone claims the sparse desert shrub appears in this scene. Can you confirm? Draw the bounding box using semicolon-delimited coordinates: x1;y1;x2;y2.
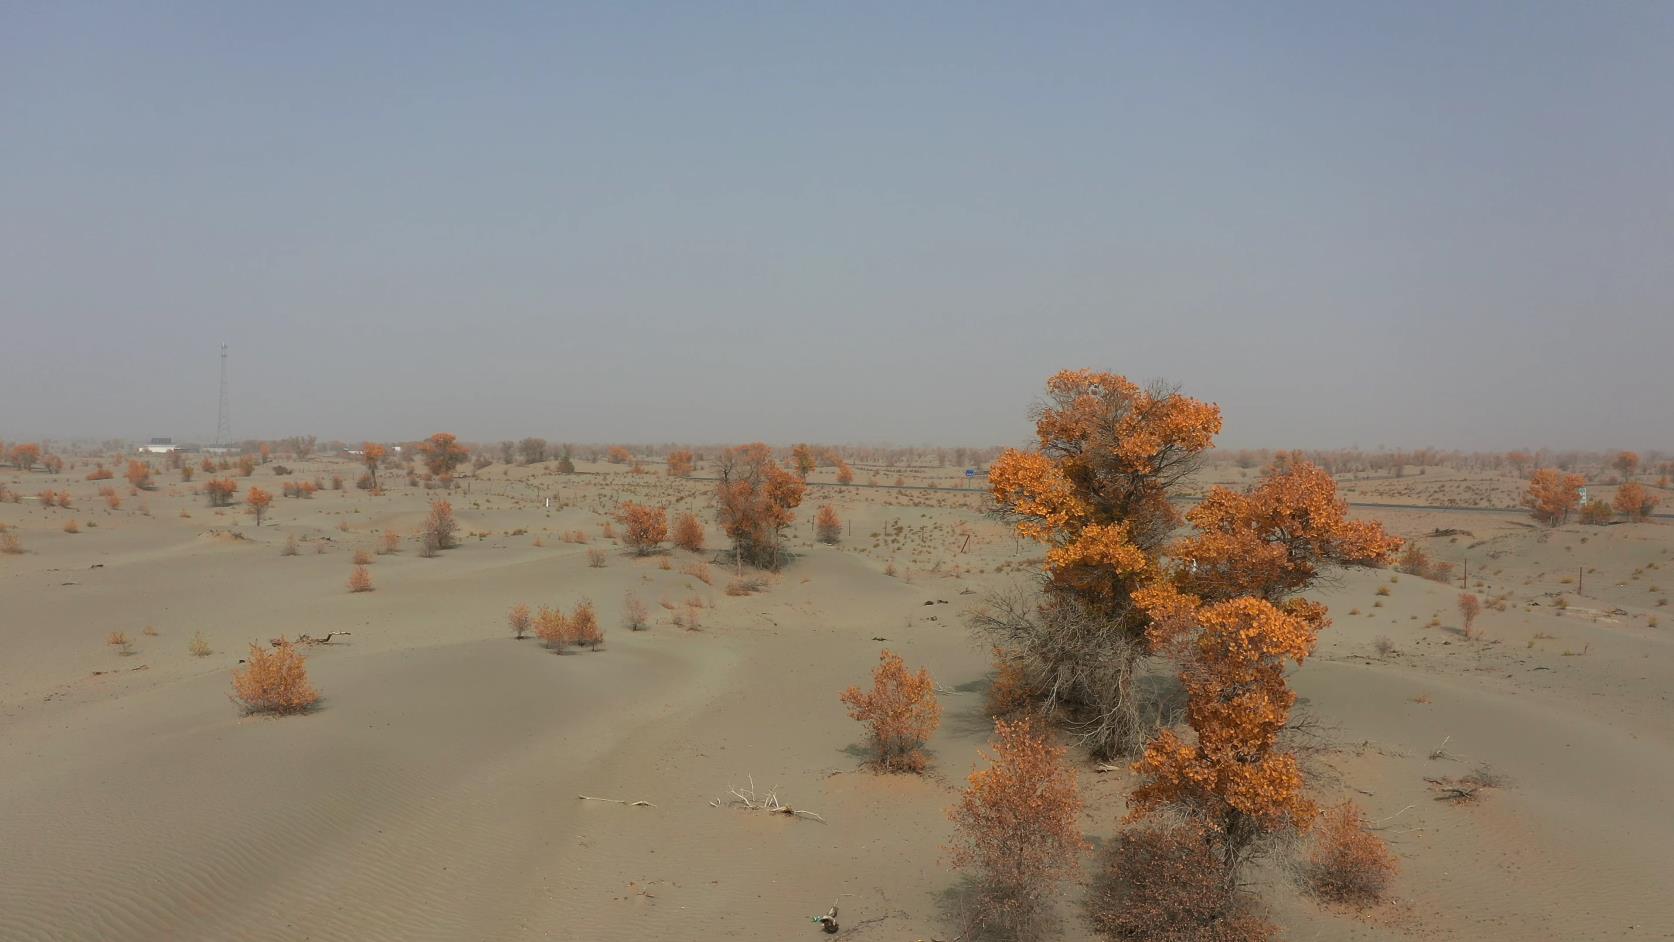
1395;544;1454;583
1373;636;1395;657
63;519;80;533
101;487;122;510
246;485;273;525
987;647;1035;717
947;718;1087;939
607;445;632;464
815;504;842;544
600;521;616;540
282;533;300;556
836;460;854;485
725;575;769;596
1579;500;1613;525
586;547;607;568
352;548;373;565
204;478;238;507
508;603;531;640
623;592;649;630
672;512;705;552
348;565;374;592
1;530;23;554
180;465;194;482
570;599;603;649
1457;592;1481;639
1090;819;1276;942
841;649;941;772
106;630;132;654
86;465;114;481
535;605;571;647
1305;802;1398;906
188;632;212;657
423;499;457;550
613;501;669;555
237;455;256;477
231;639;320;714
125;460;154;490
682;560;713;585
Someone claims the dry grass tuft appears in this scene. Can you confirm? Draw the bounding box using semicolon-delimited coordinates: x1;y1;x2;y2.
231;639;320;715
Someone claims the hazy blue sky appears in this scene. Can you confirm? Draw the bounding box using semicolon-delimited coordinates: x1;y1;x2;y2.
4;3;1671;449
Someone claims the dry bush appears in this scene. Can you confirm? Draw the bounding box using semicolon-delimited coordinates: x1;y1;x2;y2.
1579;500;1613;525
63;519;80;533
815;504;842;544
106;630;132;653
423;499;457;550
715;442;805;569
102;488;122;510
682;561;713;585
1524;468;1583;526
947;718;1088;939
348;565;374;592
508;603;532;640
987;647;1036;717
680;600;704;629
672;512;705;552
535;606;571;648
1304;802;1398;907
204;478;238;507
613;501;668;555
840;649;942;772
570;599;603;650
282;533;300;556
1395;544;1454;583
1089;819;1275;941
725;575;770;596
1;530;23;555
1615;481;1660;522
587;547;608;568
379;530;400;554
188;632;212;657
86;466;114;481
231;639;320;715
180;465;194;482
353;548;374;565
1457;592;1482;639
623;591;649;630
666;449;695;477
125;460;155;490
600;521;617;540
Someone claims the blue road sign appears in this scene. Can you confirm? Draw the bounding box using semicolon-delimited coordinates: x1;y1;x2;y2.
965;468;977;478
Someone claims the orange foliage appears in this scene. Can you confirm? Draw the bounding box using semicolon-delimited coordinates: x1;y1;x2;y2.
9;443;40;470
231;639;320;715
1305;802;1398;906
86;465;114;480
237;455;256;477
508;603;531;639
535;606;571;647
1524;468;1584;526
613;501;669;555
814;504;842;544
666;449;696;477
607;445;633;464
623;591;649;630
946;718;1088;933
715;442;805;569
1129;598;1318;858
246;486;273;524
791;443;816;479
204;478;238;507
1613;451;1640;479
672;512;705;552
839;649;942;772
570;599;603;650
362;442;387;488
835;460;854;485
348;565;374;592
1614;481;1659;522
1457;592;1481;638
423;499;457;550
418;433;468;483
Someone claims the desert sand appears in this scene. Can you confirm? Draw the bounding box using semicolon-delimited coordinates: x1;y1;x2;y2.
3;455;1672;941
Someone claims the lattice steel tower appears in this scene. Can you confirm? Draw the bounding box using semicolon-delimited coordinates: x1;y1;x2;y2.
215;343;232;445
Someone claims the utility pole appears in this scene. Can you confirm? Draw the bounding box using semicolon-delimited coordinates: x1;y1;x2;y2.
215;343;232;446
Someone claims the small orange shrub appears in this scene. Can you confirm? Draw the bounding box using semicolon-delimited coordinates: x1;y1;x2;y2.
586;547;607;568
815;504;842;544
987;648;1034;717
204;478;238;507
352;548;373;565
380;530;400;554
613;501;668;555
1457;592;1481;639
1305;802;1398;906
423;499;457;550
246;486;273;524
947;718;1087;935
672;512;705;551
623;592;649;630
570;599;603;649
536;606;571;648
509;603;531;639
348;565;374;592
839;649;941;772
682;561;713;585
666;449;696;477
231;639;320;715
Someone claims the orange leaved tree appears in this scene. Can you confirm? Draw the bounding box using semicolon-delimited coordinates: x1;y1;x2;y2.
246;486;273;525
418;433;468;485
715;442;805;570
947;718;1088;938
1614;481;1659;522
666;449;696;478
362;442;387;489
791;443;817;480
1613;450;1640;480
125;460;154;490
9;443;40;471
204;478;238;507
839;649;941;772
1523;468;1584;526
232;639;320;714
613;501;669;555
981;370;1221;755
672;512;705;552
